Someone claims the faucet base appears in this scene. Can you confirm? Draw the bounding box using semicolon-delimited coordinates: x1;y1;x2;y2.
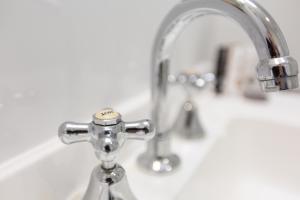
83;164;137;200
137;153;180;174
173;100;205;139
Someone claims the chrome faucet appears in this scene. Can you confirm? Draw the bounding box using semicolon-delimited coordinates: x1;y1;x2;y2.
138;0;299;173
59;108;154;200
170;70;215;139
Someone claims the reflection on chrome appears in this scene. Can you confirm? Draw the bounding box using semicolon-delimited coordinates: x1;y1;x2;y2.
138;0;299;173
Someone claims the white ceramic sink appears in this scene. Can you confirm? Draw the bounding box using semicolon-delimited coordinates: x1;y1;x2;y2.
1;92;300;200
176;119;300;200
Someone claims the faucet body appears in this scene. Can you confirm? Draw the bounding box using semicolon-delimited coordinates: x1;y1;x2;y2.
138;0;298;173
83;164;136;200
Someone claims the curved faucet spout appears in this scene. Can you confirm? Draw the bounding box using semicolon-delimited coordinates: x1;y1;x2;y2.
153;0;290;60
138;0;299;173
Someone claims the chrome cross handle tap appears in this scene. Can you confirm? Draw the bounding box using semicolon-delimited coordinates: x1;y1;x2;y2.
59;108;154;200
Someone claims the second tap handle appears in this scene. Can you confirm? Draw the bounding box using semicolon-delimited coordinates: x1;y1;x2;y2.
58;122;91;144
123;120;154;140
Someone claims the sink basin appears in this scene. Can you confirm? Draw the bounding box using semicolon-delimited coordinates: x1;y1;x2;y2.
1;93;300;200
176;119;300;200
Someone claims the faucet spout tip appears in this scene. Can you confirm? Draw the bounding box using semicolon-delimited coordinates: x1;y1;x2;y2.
257;56;299;92
259;75;299;92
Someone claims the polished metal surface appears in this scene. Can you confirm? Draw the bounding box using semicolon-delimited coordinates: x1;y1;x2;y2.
83;164;136;200
257;56;299;91
138;0;299;173
173;100;205;139
169;71;215;92
171;71;214;139
58;108;154;200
